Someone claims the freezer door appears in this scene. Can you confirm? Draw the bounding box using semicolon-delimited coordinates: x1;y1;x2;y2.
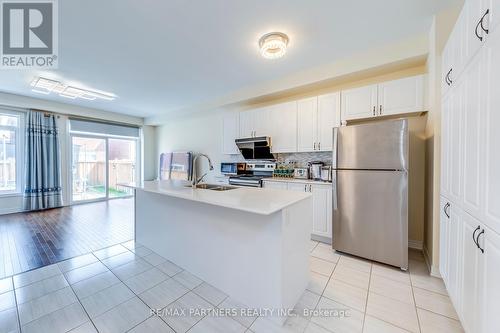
336;119;408;170
333;170;408;269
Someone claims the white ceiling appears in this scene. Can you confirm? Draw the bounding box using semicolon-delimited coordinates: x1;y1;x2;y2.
0;0;459;120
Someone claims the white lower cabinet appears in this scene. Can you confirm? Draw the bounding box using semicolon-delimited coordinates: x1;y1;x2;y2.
262;181;287;190
263;180;332;241
461;211;482;333
311;184;332;239
479;224;500;333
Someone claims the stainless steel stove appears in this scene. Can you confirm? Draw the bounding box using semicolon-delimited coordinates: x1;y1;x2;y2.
228;162;276;187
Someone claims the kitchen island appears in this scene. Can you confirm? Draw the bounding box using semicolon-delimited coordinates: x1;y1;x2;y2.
131;180;312;323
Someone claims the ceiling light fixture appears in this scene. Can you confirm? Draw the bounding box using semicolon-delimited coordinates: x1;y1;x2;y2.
259;32;289;59
30;77;116;101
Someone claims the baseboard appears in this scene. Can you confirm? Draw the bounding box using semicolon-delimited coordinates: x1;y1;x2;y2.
0;207;23;215
423;244;441;278
408;239;423;250
311;235;332;245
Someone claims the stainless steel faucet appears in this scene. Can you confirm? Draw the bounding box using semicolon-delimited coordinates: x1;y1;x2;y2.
192;153;214;188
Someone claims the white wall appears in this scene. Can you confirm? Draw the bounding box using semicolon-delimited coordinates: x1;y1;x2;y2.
155;110;241;183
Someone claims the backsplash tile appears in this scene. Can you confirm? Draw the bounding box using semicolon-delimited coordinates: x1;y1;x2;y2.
275;152;332;167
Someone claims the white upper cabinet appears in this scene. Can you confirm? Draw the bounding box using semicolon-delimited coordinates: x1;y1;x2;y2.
462;52;485;220
341;75;426;122
297;97;318;152
441;93;452;199
269;101;297;153
317;92;341;151
297;93;340;152
341;84;378;121
222;112;240;155
239;110;255;138
483;27;500;235
377;75;425;116
239;107;271;138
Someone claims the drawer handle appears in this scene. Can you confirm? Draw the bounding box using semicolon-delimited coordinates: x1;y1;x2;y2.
480;9;490;35
476;229;485;253
473;225;480;248
373;106;376;116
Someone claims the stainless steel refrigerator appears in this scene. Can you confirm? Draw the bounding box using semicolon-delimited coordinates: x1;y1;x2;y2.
332;119;408;270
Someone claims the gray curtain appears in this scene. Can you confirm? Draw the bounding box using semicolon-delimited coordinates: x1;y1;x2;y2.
23;110;63;210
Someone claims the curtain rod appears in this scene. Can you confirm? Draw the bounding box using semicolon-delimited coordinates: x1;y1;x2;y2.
0;104;142;128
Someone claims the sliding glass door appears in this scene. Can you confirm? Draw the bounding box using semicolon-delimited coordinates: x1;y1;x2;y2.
72;136;107;201
108;138;136;198
72;136;137;202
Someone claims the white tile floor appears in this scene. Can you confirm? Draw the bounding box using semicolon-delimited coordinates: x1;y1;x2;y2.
0;240;464;333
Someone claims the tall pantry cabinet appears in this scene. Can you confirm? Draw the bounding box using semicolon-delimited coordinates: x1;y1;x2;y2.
440;0;500;331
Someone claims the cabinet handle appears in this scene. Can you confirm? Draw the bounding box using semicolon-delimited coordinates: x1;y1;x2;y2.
445;69;453;86
444;202;450;218
373;106;376;116
379;105;382;115
313;142;317;150
473;226;481;248
310;185;312;192
304;184;307;192
318;142;321;150
476;229;485;253
480;9;490;36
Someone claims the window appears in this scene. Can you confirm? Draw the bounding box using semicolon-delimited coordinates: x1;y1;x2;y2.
0;110;22;194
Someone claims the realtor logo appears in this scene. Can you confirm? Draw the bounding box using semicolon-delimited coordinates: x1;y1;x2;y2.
1;0;58;68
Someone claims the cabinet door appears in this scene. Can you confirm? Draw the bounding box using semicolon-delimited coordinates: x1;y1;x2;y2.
485;0;500;34
239;110;255;138
253;107;271;137
442;38;453;96
439;197;450;281
483;28;500;235
461;212;481;333
269;102;297;153
479;225;500;333
262;181;288;190
341;84;378;121
463;53;485;220
317;92;340;151
311;184;332;239
287;183;308;192
449;78;465;205
222;112;240;154
377;75;425;116
467;0;486;61
447;204;463;306
441;93;452;198
297;97;318;152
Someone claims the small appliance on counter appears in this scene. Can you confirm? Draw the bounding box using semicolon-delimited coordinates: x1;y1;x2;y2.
309;161;324;180
293;167;309;179
228;162;276;187
320;166;332;182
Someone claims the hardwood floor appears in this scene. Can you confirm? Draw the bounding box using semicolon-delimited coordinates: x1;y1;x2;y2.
0;198;134;279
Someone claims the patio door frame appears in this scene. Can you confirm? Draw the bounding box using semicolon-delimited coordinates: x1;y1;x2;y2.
70;133;139;204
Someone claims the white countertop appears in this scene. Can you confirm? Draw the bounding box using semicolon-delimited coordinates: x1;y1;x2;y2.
262;177;333;185
126;180;311;216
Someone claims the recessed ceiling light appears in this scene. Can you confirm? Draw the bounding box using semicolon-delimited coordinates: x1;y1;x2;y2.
30;77;116;101
259;32;289;59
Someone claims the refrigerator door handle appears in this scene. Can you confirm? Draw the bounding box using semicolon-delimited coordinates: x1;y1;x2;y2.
332;171;338;210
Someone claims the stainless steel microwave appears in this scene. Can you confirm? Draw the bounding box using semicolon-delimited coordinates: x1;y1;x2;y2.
220;162;246;175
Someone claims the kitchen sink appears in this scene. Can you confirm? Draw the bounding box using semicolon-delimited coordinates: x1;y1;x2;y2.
185;184;237;191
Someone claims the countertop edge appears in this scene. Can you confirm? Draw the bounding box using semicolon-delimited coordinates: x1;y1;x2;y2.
131;185;312;216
